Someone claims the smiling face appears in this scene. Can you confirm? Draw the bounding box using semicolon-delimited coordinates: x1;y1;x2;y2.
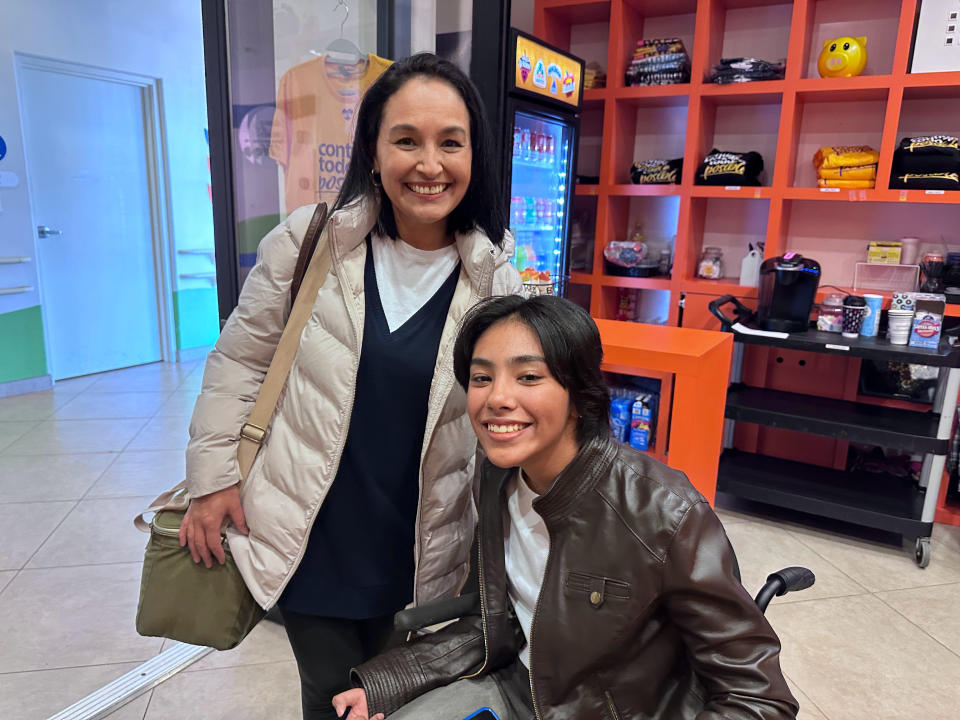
467;318;580;493
373;77;472;249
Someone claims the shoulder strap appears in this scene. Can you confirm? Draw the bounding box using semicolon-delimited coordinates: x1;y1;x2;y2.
290;202;329;305
236;202;332;481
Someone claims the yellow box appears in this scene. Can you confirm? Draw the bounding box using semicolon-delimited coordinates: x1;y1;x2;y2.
867;241;903;264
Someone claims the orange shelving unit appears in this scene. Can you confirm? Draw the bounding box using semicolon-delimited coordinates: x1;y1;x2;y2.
535;0;960;527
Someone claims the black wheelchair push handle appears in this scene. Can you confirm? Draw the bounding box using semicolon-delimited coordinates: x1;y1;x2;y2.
754;566;816;613
708;294;757;329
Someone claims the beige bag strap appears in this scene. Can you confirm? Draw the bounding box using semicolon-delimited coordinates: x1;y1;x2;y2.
135;204;332;532
237;204;332;480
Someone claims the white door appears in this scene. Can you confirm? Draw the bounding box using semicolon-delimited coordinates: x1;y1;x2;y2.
18;64;163;380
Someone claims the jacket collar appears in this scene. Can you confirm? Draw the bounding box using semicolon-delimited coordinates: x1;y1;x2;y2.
531;434;620;522
330;194;514;287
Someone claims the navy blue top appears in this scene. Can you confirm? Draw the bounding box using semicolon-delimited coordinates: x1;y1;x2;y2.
279;237;460;617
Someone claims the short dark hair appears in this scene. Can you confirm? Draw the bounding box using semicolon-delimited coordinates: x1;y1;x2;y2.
453;295;611;445
333;53;506;246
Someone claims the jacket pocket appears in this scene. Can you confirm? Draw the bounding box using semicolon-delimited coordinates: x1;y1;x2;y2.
564;570;631;609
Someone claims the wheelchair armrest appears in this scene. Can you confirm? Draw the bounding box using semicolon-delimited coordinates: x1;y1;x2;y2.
394;592;481;633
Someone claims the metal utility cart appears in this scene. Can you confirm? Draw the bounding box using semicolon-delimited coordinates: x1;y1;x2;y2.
710;296;960;568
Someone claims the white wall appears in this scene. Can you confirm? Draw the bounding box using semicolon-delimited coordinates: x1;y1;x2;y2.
0;0;212;317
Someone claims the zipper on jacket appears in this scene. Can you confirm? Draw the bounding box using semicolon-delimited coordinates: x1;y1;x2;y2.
604;690;622;720
526;530;556;720
457;525;490;680
412;249;495;605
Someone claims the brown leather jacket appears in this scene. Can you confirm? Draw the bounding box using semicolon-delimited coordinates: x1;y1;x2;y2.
354;436;799;719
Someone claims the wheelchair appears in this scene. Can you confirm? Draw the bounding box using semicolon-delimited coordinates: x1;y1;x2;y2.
393;565;815;720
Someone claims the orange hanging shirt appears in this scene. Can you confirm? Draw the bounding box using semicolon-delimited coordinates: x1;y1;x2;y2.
270;54;392;214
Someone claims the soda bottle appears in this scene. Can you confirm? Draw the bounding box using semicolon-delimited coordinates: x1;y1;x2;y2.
525;197;536;225
544;133;555;164
536;126;548;163
521;128;531;161
513;126;522;157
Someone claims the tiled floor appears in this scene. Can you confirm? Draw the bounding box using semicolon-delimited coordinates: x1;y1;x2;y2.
1;361;959;719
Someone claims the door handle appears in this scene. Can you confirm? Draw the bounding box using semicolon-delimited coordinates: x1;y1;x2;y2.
37;225;62;238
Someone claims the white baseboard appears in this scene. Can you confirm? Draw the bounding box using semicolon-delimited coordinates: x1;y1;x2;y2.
0;374;53;398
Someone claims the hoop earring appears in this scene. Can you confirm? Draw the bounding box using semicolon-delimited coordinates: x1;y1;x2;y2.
371;169;381;188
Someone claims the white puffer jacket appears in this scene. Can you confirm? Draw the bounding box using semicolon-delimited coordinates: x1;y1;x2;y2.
185;198;522;609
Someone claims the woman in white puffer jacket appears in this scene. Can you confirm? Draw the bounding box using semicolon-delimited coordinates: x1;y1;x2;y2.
179;53;522;719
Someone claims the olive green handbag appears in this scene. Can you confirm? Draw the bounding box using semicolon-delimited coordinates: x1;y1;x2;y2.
134;203;330;650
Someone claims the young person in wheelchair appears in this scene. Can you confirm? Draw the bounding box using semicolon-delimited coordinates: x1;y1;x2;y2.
333;295;799;720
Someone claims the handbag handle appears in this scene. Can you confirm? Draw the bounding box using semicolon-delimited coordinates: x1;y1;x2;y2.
237;202;331;480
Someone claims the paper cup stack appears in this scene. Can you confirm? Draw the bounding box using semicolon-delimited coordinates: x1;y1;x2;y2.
887;308;915;345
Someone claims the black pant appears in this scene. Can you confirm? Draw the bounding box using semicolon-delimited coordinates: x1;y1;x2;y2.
279;608;400;720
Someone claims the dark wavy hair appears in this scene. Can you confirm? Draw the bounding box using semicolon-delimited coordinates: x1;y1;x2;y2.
453;295;612;445
332;53;506;246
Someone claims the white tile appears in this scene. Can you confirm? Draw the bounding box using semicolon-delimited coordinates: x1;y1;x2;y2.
28;496;155;568
89;363;195;393
723;521;867;603
0;570;15;594
86;450;185;499
0;420;39;452
877;582;960;656
125;414;191;452
785;675;828;720
145;661;301;720
714;506;757;527
767;594;960;720
787;523;960;592
4;419;148;455
0;562;162;672
54;391;170;419
0;663;150;720
0;501;74;570
0;390;66;422
0;453;115;502
176;370;204;392
182;618;295;672
155;391;200;417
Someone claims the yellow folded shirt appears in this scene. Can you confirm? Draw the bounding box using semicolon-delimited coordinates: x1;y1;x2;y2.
817;178;876;189
813;145;880;170
818;164;877;180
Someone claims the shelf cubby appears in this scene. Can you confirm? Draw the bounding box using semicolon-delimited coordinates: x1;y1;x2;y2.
611;95;688;185
799;0;902;79
616;0;698;90
686;197;769;285
700;0;793;82
695;94;782;186
539;1;613;55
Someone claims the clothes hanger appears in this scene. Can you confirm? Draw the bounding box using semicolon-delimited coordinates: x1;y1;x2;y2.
323;0;365;75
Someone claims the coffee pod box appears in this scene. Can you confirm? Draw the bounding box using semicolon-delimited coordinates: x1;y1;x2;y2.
908;293;946;349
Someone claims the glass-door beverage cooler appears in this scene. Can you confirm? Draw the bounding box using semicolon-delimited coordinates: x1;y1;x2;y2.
504;31;583;297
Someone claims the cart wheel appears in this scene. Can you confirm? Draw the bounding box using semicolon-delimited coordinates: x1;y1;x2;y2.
915;537;931;569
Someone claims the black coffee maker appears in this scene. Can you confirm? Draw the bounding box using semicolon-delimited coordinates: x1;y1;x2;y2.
756;253;821;332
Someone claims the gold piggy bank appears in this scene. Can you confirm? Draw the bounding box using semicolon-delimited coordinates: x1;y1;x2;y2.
818;36;867;78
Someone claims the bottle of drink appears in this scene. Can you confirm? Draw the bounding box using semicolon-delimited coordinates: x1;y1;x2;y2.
520;128;531;161
544;133;555;164
525;197;536;225
536;125;548;163
513;126;522;157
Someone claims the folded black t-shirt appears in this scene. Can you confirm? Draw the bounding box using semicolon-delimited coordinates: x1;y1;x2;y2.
891;136;960;188
631;158;683;184
695;149;764;186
